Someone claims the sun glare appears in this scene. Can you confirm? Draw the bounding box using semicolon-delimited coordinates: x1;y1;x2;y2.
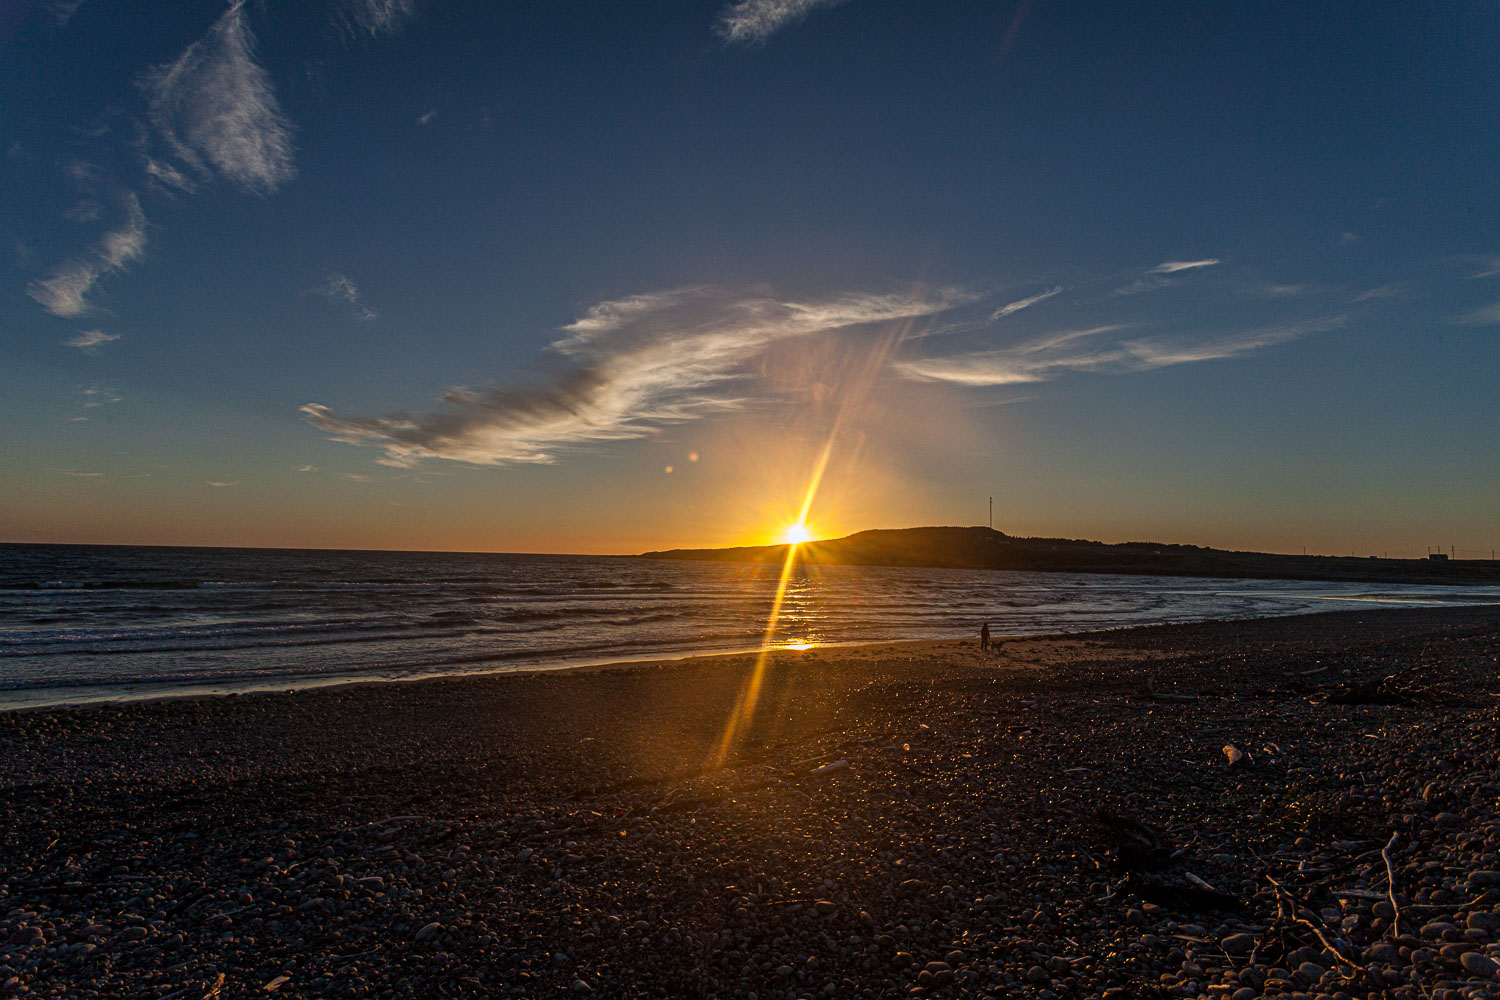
782;522;813;545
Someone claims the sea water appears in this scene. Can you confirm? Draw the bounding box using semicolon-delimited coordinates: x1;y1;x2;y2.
2;543;1496;709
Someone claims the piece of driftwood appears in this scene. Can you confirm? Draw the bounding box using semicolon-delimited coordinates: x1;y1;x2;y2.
1382;831;1403;938
1145;677;1198;703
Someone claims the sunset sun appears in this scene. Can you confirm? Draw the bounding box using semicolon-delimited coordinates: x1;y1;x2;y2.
781;522;813;545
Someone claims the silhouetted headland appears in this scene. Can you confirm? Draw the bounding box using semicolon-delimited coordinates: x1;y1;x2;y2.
642;526;1500;586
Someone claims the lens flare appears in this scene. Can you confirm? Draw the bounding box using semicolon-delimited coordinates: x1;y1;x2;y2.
711;309;924;767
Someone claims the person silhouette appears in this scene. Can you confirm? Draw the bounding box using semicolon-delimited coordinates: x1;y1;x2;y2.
980;621;991;652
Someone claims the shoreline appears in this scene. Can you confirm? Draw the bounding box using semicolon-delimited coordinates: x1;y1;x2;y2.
6;593;1498;714
2;603;1497;998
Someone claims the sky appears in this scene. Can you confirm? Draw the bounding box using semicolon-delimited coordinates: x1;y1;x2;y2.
2;0;1497;556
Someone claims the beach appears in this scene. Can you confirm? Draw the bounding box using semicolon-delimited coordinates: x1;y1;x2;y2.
2;604;1498;999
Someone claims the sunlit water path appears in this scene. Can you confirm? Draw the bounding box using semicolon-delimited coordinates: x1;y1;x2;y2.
2;544;1496;709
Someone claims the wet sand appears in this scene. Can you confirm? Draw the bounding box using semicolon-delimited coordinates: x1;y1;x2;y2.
1;605;1498;999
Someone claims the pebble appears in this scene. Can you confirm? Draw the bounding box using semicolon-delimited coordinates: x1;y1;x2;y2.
1461;951;1500;978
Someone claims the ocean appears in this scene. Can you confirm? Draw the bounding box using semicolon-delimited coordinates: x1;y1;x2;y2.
2;543;1496;709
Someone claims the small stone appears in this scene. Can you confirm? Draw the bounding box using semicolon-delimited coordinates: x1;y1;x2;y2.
1221;933;1256;955
1461;951;1500;978
571;980;593;993
814;900;837;915
1470;871;1500;888
1469;911;1500;932
414;922;442;942
1026;965;1049;984
1298;961;1328;981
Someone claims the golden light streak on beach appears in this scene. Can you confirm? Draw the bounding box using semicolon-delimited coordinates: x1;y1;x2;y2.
711;311;924;766
710;434;835;767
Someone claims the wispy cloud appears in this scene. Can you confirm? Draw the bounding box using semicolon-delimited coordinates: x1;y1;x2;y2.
416;109;436;126
1472;258;1500;280
1114;258;1221;297
303;284;964;467
1456;302;1500;326
1149;258;1220;275
28;193;147;317
715;0;849;45
65;329;121;352
340;0;420;35
895;317;1344;387
990;285;1061;321
317;271;378;321
143;157;196;193
80;384;122;408
142;1;295;195
1353;283;1403;302
1244;281;1313;298
205;480;237;488
49;1;89;25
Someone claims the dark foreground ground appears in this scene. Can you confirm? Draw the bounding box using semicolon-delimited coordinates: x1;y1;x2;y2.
1;606;1498;1000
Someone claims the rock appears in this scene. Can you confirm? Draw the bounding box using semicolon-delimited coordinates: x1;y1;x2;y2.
814;900;837;915
571;979;593;992
414;922;442;942
1220;933;1256;955
1025;965;1049;984
1460;951;1500;979
1470;871;1500;888
356;876;385;892
1297;961;1327;981
1468;911;1500;932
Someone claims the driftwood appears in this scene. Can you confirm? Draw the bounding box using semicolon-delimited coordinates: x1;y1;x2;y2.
1145;677;1198;703
1382;831;1404;937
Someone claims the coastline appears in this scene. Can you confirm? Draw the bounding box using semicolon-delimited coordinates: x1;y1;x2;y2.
3;604;1498;998
5;583;1498;713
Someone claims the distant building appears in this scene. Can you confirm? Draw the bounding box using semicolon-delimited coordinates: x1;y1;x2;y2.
1429;553;1449;561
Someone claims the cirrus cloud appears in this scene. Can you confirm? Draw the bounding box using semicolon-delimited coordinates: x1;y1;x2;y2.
715;0;850;45
302;284;966;467
142;1;295;195
895;317;1345;387
27;193;147;317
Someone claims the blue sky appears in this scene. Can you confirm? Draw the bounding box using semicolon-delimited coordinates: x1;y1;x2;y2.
2;0;1497;555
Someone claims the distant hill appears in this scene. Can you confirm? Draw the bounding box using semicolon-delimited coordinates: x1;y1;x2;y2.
641;526;1500;586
